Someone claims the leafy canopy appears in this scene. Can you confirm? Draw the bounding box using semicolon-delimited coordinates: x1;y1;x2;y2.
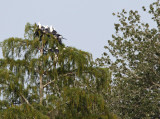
98;0;160;118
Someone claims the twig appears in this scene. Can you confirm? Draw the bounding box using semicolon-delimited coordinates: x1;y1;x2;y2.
43;79;56;88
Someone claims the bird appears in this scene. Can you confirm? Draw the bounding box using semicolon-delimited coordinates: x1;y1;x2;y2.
44;25;49;33
59;35;67;40
41;25;45;31
45;25;49;29
38;22;41;29
54;47;59;55
34;30;39;37
35;23;67;45
52;29;57;35
53;34;66;45
49;25;53;32
55;34;67;40
54;34;61;39
57;38;62;45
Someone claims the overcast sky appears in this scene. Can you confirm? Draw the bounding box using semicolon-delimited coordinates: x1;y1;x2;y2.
0;0;156;59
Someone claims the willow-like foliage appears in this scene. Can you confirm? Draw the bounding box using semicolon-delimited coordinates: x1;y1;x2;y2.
0;104;49;119
0;23;115;118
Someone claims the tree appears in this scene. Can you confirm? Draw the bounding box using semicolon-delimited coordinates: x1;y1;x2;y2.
0;23;116;118
98;0;160;118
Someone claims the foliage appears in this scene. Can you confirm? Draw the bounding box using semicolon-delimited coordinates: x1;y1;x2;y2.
98;0;160;118
0;23;116;118
0;104;49;119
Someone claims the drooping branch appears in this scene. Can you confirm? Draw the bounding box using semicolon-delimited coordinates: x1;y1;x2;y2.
43;71;90;88
43;72;76;88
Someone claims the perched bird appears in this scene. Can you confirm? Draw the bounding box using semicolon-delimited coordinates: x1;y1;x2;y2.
41;25;45;31
56;34;67;40
38;22;41;29
52;29;57;35
35;23;66;45
57;38;62;45
53;34;66;45
59;35;67;40
54;34;61;38
49;25;53;32
49;26;57;36
34;30;39;37
44;25;49;33
45;25;49;29
54;47;59;55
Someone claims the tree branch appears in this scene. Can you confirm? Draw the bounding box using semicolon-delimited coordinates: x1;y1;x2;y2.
43;72;77;88
43;71;90;88
20;93;33;108
43;79;56;88
152;81;160;87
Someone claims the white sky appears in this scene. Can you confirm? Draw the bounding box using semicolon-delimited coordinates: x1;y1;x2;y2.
0;0;156;59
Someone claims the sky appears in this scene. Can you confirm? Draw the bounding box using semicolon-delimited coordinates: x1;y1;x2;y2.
0;0;156;59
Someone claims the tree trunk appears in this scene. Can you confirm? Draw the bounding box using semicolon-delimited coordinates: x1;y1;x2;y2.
40;41;43;105
40;74;43;105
